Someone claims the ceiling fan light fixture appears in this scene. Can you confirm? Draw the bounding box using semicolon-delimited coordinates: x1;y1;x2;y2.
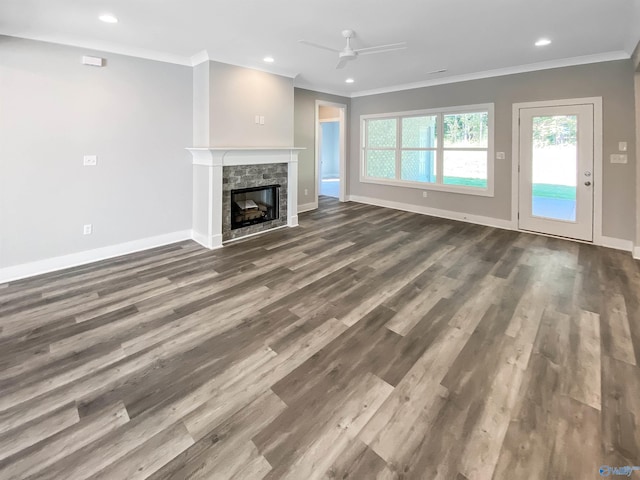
299;29;406;70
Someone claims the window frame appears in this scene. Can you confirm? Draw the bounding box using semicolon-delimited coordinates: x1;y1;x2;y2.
360;103;495;197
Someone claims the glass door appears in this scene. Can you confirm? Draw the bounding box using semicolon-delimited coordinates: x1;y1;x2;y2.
518;104;594;241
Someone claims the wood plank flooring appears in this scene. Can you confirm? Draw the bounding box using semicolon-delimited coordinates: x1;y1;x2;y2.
1;196;639;479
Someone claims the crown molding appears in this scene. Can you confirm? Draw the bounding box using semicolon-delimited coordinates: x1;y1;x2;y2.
190;50;210;66
293;82;352;99
350;51;631;98
3;34;631;97
0;32;193;66
189;49;298;78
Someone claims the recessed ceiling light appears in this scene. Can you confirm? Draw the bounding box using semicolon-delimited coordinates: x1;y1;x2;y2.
263;56;275;63
535;38;551;47
345;78;355;84
99;14;118;24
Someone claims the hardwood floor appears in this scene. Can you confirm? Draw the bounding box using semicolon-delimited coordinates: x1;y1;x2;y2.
1;196;639;479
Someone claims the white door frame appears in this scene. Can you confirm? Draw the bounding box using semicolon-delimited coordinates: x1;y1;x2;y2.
511;97;603;244
315;100;347;204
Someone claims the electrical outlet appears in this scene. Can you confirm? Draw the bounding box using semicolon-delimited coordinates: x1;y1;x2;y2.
496;152;505;160
304;189;308;196
422;191;428;198
83;155;97;166
83;224;93;235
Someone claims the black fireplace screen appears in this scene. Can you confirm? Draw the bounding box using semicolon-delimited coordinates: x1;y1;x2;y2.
231;185;280;230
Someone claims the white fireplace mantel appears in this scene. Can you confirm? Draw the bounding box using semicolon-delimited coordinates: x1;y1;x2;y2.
187;147;304;249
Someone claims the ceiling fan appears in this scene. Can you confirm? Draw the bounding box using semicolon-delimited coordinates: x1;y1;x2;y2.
299;30;407;69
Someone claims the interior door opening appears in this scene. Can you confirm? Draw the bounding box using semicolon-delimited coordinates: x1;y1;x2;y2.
319;119;340;198
315;101;347;204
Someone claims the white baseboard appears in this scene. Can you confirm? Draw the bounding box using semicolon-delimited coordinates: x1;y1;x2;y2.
191;231;223;250
347;195;515;230
0;230;192;284
298;201;318;213
634;246;640;260
599;236;634;252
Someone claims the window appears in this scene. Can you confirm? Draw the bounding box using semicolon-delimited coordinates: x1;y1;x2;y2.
361;104;494;196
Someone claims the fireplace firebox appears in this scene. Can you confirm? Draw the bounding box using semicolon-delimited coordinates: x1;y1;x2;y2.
231;185;280;230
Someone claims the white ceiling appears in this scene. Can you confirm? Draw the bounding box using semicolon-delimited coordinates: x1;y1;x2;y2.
1;0;638;96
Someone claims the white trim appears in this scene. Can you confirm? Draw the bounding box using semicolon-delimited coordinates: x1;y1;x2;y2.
359;177;495;197
294;83;355;98
0;230;192;284
3;35;628;95
633;246;640;260
191;231;223;250
599;236;634;252
360;103;495;197
3;33;194;66
187;147;304;167
319;117;340;123
511;97;603;243
188;50;298;78
315;100;348;204
298;201;319;213
190;50;210;66
350;51;630;98
347;195;514;230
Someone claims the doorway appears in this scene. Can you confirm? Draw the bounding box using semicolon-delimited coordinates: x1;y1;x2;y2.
513;98;602;242
319;119;340;197
316;101;347;203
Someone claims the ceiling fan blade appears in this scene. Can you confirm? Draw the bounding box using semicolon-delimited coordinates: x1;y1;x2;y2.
355;42;407;54
336;57;349;69
298;40;341;53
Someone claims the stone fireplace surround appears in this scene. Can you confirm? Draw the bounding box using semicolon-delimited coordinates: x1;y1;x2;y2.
187;148;302;249
223;164;287;241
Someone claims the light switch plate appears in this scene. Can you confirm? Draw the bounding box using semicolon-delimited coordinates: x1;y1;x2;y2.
610;154;628;164
496;152;505;160
83;155;97;166
618;141;627;152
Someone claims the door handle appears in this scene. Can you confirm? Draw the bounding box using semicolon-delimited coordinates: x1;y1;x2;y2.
584;181;592;186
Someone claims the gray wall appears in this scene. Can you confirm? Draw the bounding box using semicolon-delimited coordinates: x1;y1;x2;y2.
0;36;193;268
209;61;294;147
349;60;637;241
294;88;350;204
